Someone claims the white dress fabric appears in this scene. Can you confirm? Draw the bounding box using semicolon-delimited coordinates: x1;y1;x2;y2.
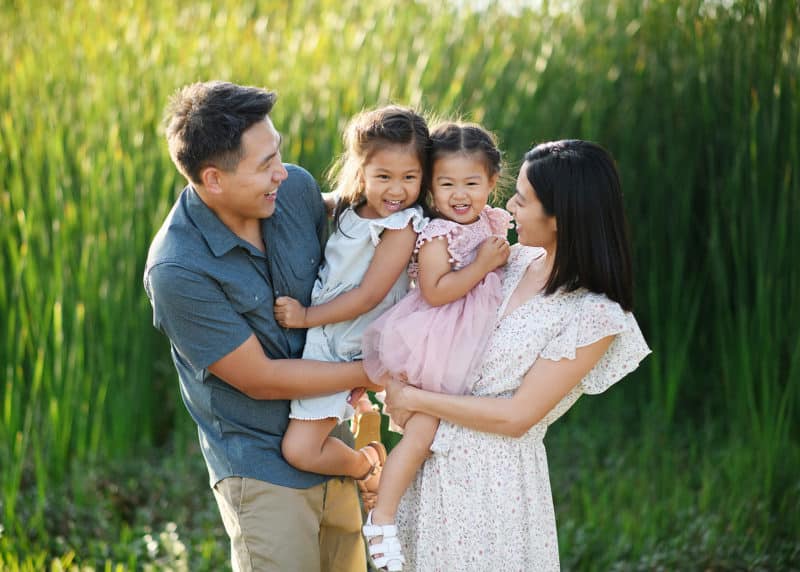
290;206;428;421
397;244;651;571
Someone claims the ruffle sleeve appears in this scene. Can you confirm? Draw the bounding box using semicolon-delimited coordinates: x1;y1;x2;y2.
368;206;428;246
415;217;459;247
414;217;462;260
539;292;651;394
484;207;513;238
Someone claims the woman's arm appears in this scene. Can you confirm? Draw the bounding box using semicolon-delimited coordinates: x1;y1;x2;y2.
384;335;614;437
417;235;509;307
274;225;418;329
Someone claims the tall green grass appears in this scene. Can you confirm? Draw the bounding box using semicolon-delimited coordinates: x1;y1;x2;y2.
2;0;798;565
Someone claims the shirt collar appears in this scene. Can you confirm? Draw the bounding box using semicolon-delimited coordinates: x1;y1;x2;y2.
185;186;263;258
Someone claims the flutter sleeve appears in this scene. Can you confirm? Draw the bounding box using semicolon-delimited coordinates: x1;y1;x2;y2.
415;217;459;246
368;206;428;246
484;206;513;238
413;217;462;259
539;292;651;394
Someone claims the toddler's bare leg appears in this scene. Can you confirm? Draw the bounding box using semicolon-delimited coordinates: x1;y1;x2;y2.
282;418;372;478
370;412;439;524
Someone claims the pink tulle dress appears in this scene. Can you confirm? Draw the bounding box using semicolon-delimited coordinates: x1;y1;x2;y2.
362;206;512;395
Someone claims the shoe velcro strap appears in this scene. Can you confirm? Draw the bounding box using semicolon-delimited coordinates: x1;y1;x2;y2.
362;523;398;538
367;537;402;557
372;554;406;568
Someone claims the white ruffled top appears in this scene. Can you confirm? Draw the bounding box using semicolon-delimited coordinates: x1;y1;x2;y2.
312;205;428;305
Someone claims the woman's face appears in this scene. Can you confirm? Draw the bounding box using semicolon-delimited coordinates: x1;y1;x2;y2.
506;162;557;250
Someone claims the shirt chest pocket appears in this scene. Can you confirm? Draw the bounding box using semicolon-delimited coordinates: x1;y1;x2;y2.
288;246;320;282
272;242;321;305
226;277;274;315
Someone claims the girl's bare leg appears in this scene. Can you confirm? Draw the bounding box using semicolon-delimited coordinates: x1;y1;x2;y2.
282;418;373;478
370;412;439;524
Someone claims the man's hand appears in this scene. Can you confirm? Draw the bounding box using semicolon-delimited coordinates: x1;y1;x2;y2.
274;296;308;328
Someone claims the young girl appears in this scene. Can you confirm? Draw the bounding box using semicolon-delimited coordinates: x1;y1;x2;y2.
359;122;512;571
273;106;430;494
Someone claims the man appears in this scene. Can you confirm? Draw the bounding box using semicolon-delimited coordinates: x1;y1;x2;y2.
144;81;377;571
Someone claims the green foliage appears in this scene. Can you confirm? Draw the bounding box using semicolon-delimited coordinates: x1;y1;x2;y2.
0;446;228;571
1;0;798;568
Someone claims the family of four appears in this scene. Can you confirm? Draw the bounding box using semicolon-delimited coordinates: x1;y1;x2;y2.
144;81;650;572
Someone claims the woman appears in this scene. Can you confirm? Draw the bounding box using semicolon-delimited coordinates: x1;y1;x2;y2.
383;140;651;571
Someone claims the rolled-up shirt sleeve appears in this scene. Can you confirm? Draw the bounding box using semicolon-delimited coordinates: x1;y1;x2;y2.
145;262;252;370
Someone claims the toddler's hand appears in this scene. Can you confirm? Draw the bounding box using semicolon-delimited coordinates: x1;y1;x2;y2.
273;296;307;328
476;235;510;272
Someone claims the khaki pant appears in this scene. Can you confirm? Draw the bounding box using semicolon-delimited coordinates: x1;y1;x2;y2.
213;476;366;572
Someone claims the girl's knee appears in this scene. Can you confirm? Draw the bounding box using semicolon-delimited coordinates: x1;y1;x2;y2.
282;419;334;471
282;430;319;471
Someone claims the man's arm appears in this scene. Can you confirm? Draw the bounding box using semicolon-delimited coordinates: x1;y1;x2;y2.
208;334;379;399
147;262;380;400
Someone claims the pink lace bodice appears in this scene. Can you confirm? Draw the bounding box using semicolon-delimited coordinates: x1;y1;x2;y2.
415;206;512;270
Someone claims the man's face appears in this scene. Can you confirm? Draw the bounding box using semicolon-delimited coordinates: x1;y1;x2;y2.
217;117;288;220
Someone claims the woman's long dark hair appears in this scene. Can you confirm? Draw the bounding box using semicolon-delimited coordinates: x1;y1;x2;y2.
525;140;634;311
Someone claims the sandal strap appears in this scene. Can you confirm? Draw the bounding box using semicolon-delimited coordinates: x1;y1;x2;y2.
367;537;402;557
372;554;405;570
356;442;386;481
371;544;405;570
363;523;398;538
356;461;378;482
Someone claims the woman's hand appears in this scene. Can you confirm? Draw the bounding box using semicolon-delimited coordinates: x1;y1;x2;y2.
273;296;308;328
383;376;414;428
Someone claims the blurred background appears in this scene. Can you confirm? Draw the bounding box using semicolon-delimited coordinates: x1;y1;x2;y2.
1;0;798;569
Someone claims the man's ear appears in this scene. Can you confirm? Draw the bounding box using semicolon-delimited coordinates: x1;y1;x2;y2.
200;166;224;194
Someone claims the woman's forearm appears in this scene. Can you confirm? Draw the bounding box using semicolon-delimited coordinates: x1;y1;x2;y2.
405;386;524;437
393;337;614;438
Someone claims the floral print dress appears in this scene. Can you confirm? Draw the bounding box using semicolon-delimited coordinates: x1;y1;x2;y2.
396;244;651;571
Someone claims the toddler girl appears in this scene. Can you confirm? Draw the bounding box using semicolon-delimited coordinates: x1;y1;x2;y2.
360;122;512;571
273;106;430;494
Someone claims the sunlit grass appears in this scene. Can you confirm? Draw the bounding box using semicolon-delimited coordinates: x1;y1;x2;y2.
1;0;798;567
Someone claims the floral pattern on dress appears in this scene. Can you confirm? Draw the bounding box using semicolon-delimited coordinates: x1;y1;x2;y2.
396;244;651;572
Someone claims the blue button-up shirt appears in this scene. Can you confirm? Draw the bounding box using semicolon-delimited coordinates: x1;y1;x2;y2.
144;164;331;488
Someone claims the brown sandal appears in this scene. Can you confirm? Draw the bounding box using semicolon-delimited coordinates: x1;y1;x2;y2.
356;441;386;494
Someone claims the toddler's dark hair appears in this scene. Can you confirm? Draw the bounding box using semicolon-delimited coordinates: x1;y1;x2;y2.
430;122;503;181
